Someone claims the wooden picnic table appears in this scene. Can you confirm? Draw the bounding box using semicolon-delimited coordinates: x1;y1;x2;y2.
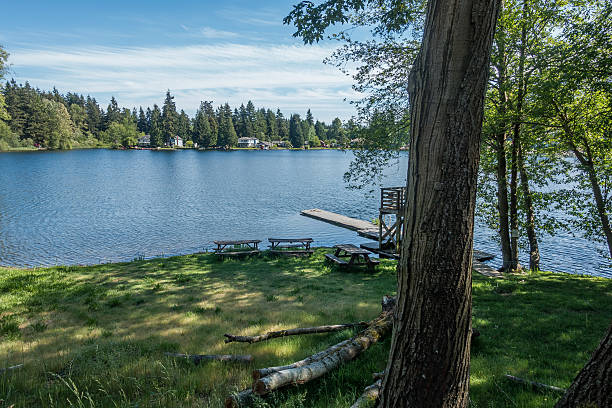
325;244;380;271
214;239;261;258
268;238;314;256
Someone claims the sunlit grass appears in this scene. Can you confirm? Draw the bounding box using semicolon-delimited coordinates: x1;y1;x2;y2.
0;250;609;407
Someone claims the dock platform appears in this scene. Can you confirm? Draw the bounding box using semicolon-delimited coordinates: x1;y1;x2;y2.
301;208;502;278
300;208;379;238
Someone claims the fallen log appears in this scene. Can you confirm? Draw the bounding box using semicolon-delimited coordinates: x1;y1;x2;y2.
252;297;395;395
504;374;566;393
164;352;252;365
224;323;366;344
350;379;382;408
0;364;23;374
252;339;353;380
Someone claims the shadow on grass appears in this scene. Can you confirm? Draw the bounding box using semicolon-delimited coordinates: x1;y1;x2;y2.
0;249;397;407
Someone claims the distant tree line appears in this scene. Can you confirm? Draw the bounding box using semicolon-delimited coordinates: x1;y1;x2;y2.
0;69;359;151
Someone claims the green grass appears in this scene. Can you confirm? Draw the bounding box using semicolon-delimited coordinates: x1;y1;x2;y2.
0;250;609;407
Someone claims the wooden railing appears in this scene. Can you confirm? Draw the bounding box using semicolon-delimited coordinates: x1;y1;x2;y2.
380;187;406;212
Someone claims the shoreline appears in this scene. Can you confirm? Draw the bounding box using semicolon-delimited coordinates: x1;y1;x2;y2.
1;249;609;279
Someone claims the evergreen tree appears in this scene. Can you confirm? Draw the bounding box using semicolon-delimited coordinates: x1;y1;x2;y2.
177;109;191;142
149;104;163;147
255;108;267;140
217;103;238;147
85;97;102;138
265;109;278;140
238;103;254;139
193;101;216;147
161;90;178;145
276;109;289;140
315;120;327;140
202;101;218;143
245;100;256;133
104;96;121;129
306;109;314;126
289;114;304;147
137;107;148;133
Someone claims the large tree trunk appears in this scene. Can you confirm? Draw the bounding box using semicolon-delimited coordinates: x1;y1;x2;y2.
513;2;537;270
496;131;513;271
517;140;540;270
493;19;512;272
509;131;521;271
554;322;612;408
377;0;501;406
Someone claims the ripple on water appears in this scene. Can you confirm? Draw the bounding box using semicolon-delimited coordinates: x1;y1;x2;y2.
0;149;609;277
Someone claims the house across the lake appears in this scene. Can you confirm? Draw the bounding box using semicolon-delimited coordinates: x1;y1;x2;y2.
272;140;289;148
169;136;184;147
258;141;272;150
138;134;151;147
238;137;259;148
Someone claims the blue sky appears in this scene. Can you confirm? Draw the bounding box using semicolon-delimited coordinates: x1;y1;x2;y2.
1;0;359;122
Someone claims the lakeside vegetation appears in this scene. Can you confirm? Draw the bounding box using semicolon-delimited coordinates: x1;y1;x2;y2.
0;250;609;407
0;81;356;152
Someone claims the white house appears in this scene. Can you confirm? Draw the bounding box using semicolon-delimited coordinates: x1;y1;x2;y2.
237;137;259;148
169;136;184;147
138;134;151;147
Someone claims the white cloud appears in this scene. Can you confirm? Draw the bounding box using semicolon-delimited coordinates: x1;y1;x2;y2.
10;43;359;121
200;27;240;39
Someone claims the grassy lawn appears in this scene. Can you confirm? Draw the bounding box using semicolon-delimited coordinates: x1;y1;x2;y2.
0;249;609;407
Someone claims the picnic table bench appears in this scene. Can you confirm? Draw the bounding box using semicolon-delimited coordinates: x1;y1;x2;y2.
214;239;261;259
268;238;314;256
325;244;380;271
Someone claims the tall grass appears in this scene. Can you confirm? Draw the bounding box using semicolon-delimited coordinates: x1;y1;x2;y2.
0;250;609;407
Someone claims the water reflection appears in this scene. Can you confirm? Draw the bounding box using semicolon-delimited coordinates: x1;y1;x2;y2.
0;149;608;277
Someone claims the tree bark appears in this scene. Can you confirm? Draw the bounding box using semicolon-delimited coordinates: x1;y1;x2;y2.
517;139;540;270
554;322;612;408
164;352;252;364
513;1;537;270
350;379;382;408
253;304;393;395
509;129;521;271
493;19;512;272
378;0;501;406
496;130;513;271
224;323;364;344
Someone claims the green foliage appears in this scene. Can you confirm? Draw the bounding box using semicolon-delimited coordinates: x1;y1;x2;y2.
289;114;304;147
149;104;163;147
528;0;612;256
100;117;143;148
0;45;8;80
193;101;216;147
162;90;178;145
217;103;238;147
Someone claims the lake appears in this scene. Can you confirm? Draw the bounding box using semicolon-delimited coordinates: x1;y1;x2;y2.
0;149;609;277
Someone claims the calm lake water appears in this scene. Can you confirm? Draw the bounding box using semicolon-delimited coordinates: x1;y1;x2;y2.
0;149;609;277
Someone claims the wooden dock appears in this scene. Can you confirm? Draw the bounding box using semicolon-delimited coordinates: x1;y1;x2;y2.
472;260;504;278
301;208;502;278
300;209;379;238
